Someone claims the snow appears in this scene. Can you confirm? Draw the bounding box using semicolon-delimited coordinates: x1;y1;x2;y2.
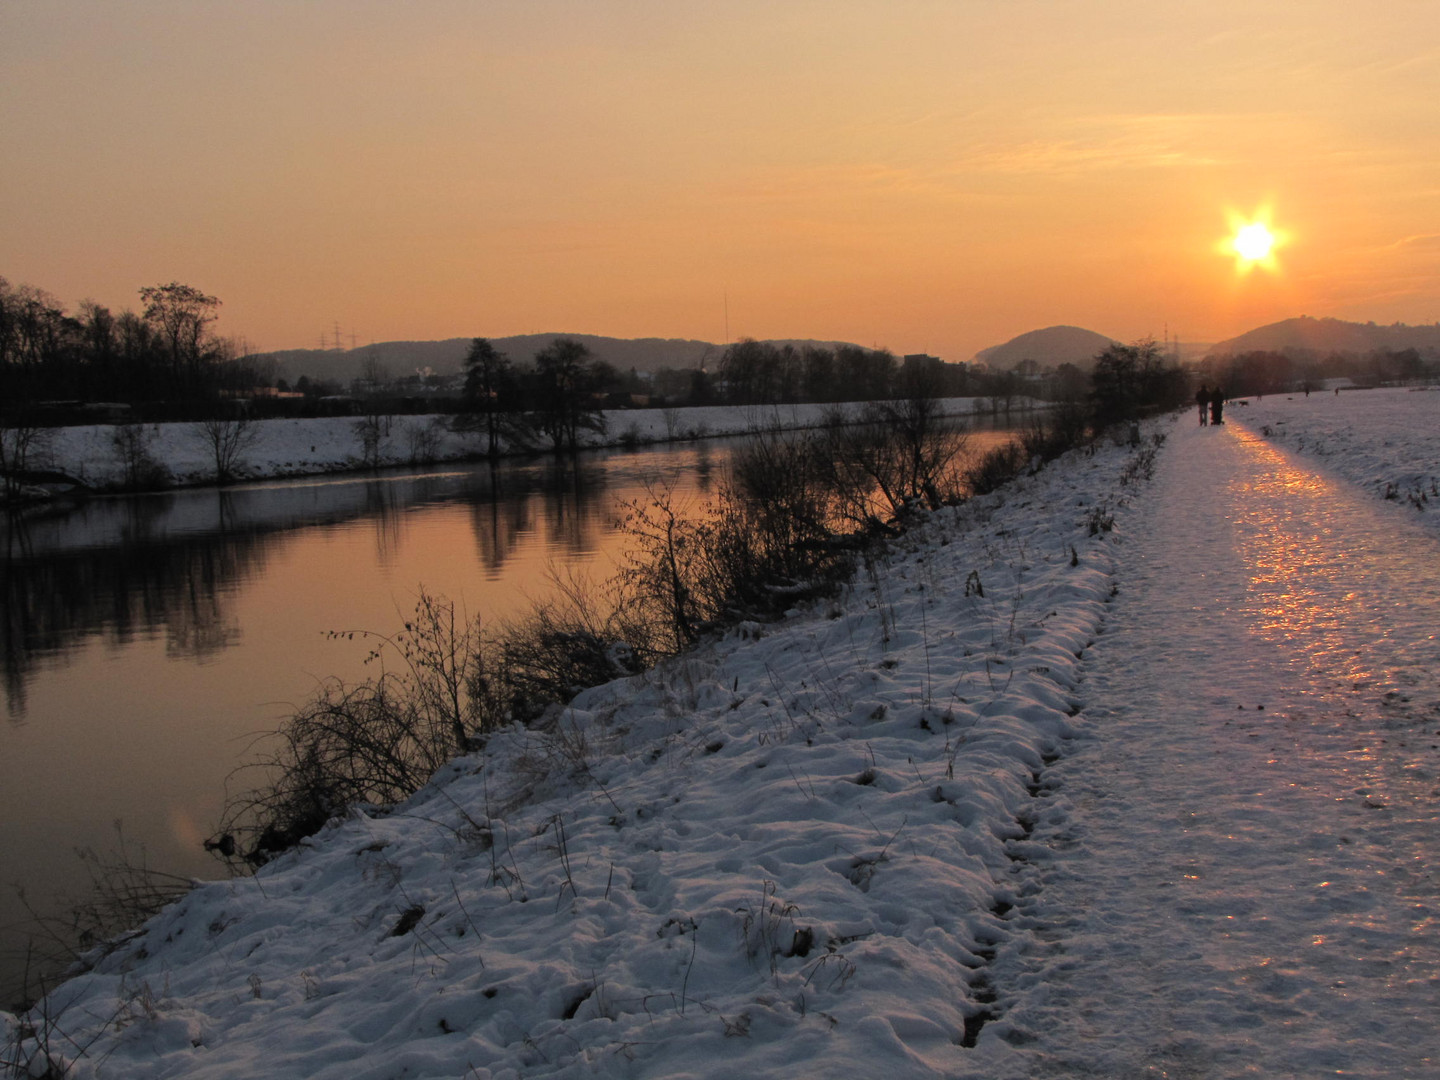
1240;385;1440;525
33;398;1019;491
7;387;1440;1078
1007;394;1440;1076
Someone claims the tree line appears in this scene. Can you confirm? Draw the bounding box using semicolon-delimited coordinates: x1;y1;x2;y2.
1196;346;1436;397
0;277;276;416
0;273;1033;424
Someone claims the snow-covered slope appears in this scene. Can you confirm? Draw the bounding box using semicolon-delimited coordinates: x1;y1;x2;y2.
2;425;1140;1078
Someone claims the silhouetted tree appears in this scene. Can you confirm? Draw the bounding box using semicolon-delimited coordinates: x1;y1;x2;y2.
531;338;607;453
719;339;779;404
1091;340;1187;428
835;345;896;401
194;414;259;483
140;281;221;399
461;337;517;456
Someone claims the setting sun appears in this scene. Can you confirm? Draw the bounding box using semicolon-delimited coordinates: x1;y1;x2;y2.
1234;223;1275;261
1223;209;1286;273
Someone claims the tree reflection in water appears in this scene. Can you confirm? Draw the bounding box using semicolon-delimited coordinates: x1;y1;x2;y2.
0;451;632;720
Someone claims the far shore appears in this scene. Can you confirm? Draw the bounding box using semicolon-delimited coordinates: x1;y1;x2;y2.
4;396;1044;502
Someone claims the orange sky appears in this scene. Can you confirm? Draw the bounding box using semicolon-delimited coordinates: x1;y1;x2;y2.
3;1;1438;361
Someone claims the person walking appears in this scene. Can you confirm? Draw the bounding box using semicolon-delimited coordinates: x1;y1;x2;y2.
1196;384;1210;426
1209;386;1225;426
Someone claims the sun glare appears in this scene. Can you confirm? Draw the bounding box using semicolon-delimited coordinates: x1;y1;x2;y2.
1221;208;1286;273
1234;223;1274;261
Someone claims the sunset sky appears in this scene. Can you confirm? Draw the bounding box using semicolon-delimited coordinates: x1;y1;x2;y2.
4;1;1438;361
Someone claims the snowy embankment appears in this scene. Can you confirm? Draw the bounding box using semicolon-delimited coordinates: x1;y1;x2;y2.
1240;385;1440;522
1;428;1154;1077
36;397;1022;491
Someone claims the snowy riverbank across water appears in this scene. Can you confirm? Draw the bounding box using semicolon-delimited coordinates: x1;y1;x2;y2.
18;397;1027;494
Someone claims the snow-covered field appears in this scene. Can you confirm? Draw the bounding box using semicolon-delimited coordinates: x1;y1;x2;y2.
1241;385;1440;520
31;398;1018;491
8;386;1440;1078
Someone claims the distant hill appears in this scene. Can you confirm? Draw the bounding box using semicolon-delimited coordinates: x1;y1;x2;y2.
1209;317;1440;358
269;334;864;385
972;326;1119;370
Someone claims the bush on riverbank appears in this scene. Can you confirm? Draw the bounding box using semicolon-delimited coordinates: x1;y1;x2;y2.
212;401;1095;868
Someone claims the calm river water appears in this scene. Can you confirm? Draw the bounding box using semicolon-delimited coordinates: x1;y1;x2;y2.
1;424;1018;1001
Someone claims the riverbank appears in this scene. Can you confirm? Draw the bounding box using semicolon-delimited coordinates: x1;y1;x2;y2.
1;406;1133;1078
9;397;1035;498
11;387;1435;1077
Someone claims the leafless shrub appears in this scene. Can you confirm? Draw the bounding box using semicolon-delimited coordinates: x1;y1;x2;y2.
618;481;706;648
618;424;861;649
192;414;258;483
1019;403;1088;463
404;417;446;465
962;439;1028;496
213;590;497;867
495;570;651;724
108;423;168;491
822;405;970;529
617;422;645;451
0;415;55;501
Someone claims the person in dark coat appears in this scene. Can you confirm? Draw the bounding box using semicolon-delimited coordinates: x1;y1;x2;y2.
1195;385;1210;425
1209;387;1225;425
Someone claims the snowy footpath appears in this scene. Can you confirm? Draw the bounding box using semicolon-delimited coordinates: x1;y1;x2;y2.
1015;398;1440;1078
5;389;1439;1078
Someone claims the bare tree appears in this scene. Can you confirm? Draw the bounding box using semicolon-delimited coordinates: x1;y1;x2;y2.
460;337;517;457
532;338;607;453
109;422;167;490
354;412;384;468
193;414;258;483
140;282;221;398
0;412;53;501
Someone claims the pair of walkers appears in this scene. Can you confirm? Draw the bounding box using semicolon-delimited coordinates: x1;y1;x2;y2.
1195;385;1225;426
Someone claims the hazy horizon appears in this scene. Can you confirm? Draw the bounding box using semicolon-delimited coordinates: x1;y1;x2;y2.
4;2;1437;361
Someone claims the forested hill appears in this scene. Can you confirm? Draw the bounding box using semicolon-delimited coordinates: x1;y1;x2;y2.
971;325;1119;369
1209;316;1440;357
269;334;863;384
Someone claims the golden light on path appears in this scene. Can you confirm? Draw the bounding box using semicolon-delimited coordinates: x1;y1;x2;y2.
1220;208;1286;273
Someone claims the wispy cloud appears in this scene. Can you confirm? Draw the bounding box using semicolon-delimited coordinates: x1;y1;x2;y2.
951;113;1286;175
1386;233;1440;253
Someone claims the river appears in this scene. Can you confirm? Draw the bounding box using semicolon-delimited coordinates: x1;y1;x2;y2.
0;423;1019;1002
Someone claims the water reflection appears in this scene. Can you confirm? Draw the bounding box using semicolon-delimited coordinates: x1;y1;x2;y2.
2;512;275;718
2;424;1030;1004
0;452;628;719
